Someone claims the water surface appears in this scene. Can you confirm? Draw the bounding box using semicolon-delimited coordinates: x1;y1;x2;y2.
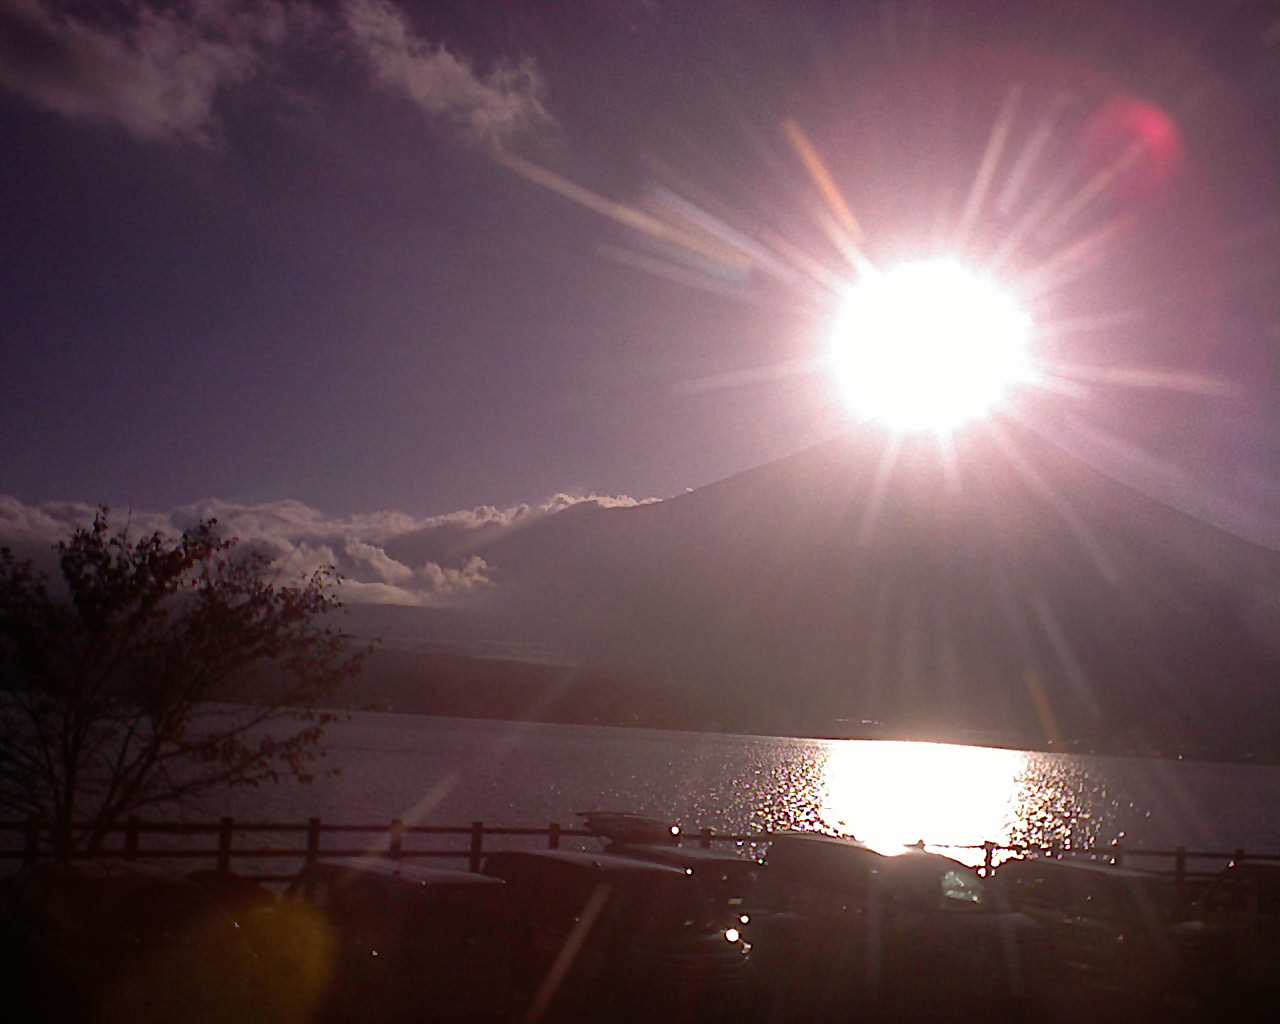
197;713;1280;867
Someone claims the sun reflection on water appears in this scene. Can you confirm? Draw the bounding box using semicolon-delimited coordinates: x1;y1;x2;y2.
792;740;1124;867
818;741;1026;861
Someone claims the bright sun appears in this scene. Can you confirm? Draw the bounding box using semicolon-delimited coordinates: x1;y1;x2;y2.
829;258;1034;432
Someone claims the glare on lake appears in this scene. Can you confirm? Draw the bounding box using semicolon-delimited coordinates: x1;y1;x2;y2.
817;741;1024;859
808;740;1116;866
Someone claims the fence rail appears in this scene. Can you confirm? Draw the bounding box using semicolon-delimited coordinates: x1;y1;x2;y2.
1;817;1272;884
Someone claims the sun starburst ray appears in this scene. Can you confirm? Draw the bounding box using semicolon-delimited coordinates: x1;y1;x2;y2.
989;159;1085;269
782;119;867;249
986;417;1120;585
1021;215;1135;298
645;186;798;285
1034;137;1149;248
1033;595;1102;717
597;244;793;311
935;430;961;495
1024;374;1093;400
759;225;853;294
954;83;1023;250
996;92;1077;216
1033;308;1146;339
858;433;903;547
1040;360;1235;396
678;357;827;396
494;149;755;276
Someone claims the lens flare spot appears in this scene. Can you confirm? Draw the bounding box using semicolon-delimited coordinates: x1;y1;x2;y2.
1084;96;1184;199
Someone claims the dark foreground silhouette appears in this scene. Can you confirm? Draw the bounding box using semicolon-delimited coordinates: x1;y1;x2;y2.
4;837;1279;1023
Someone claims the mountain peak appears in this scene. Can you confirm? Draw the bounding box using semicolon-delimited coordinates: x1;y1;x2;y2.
469;419;1280;755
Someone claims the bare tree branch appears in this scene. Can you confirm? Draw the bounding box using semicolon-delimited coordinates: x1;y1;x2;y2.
0;510;368;856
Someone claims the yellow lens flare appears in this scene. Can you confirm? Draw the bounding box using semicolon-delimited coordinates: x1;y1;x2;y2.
782;119;872;274
828;258;1034;432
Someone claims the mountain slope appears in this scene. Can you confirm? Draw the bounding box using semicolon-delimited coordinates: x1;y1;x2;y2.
457;420;1280;754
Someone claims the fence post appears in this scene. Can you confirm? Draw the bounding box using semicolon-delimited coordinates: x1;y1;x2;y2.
1112;839;1123;869
125;817;140;861
469;821;484;873
217;817;234;876
983;841;995;877
23;815;40;867
389;819;403;861
1175;846;1187;909
306;817;321;870
1233;847;1246;867
548;822;561;850
700;827;713;850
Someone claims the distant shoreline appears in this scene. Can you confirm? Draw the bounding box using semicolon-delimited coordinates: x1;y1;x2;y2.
310;703;1278;768
224;645;1279;768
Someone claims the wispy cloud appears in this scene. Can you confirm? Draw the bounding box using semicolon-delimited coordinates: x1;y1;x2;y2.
342;0;553;146
0;492;654;608
0;1;553;149
0;0;292;145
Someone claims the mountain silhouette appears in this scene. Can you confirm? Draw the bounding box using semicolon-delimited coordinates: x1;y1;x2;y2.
433;418;1280;756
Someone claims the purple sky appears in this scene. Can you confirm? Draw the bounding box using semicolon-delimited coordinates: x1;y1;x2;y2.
3;0;1279;530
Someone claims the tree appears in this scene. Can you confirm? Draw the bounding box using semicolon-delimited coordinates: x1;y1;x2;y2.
0;510;366;856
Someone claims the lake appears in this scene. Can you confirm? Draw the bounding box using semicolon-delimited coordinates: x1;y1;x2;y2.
197;712;1280;868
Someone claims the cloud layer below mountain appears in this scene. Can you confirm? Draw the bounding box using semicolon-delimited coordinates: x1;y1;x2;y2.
0;492;655;608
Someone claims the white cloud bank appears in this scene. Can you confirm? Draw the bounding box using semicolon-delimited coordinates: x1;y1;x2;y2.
0;492;656;608
0;0;552;147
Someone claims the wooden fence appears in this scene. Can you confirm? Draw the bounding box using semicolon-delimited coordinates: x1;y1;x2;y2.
2;818;1275;884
